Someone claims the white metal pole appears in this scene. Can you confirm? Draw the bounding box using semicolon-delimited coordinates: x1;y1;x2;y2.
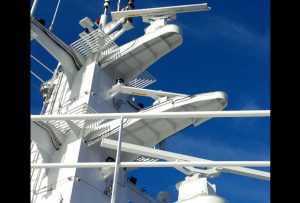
109;85;187;99
110;116;124;203
31;161;270;168
31;71;45;83
117;0;122;11
31;55;54;74
31;110;271;121
101;138;270;180
100;14;108;27
49;0;62;31
30;0;39;16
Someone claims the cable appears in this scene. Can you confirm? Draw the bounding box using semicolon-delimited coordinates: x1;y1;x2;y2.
40;121;62;146
33;121;58;150
31;55;54;74
49;0;62;31
31;71;45;83
79;178;106;194
31;176;74;193
35;121;61;148
33;121;61;150
32;18;81;70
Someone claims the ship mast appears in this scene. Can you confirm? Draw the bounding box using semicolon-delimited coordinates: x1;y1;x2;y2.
30;1;270;203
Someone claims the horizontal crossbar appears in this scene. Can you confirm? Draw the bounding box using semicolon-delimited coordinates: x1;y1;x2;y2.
31;110;270;121
31;161;270;169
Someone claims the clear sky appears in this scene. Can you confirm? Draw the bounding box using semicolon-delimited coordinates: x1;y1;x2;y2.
31;0;270;202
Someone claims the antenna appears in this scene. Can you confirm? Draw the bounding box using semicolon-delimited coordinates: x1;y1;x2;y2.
111;3;210;22
99;0;110;27
104;0;110;14
30;0;270;202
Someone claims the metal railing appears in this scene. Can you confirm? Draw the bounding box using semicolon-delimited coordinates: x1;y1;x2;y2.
127;70;157;89
31;110;270;203
70;27;119;58
31;110;270;121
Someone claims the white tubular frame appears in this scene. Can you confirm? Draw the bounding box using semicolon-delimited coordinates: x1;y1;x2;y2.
30;110;270;203
101;138;270;180
31;161;270;168
117;0;122;11
110;117;124;203
31;71;45;83
108;84;187;99
31;110;270;121
30;0;39;16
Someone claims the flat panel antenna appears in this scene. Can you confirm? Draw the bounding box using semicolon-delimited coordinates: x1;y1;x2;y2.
111;3;211;22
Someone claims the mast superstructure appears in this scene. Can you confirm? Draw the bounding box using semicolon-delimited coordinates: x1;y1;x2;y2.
30;1;270;203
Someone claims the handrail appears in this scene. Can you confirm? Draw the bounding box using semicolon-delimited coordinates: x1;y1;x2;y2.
30;110;270;203
31;110;270;121
31;161;270;169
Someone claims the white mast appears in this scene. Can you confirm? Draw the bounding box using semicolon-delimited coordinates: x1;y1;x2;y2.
30;1;270;203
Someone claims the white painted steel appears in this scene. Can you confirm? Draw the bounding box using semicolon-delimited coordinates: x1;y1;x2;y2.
127;70;157;89
30;0;39;16
100;14;108;27
84;91;227;148
31;110;271;121
100;24;182;83
31;18;82;77
111;3;210;20
177;196;228;203
70;27;118;58
108;25;130;42
108;84;187;99
31;161;270;168
110;117;124;203
102;18;126;34
101;139;270;181
176;175;228;203
30;2;270;202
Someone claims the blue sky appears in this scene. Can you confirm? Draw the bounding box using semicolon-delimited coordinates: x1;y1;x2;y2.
31;0;270;202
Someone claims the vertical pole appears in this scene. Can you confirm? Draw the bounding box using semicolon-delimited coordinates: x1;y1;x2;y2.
117;0;122;11
100;0;110;27
30;0;39;16
110;116;124;203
